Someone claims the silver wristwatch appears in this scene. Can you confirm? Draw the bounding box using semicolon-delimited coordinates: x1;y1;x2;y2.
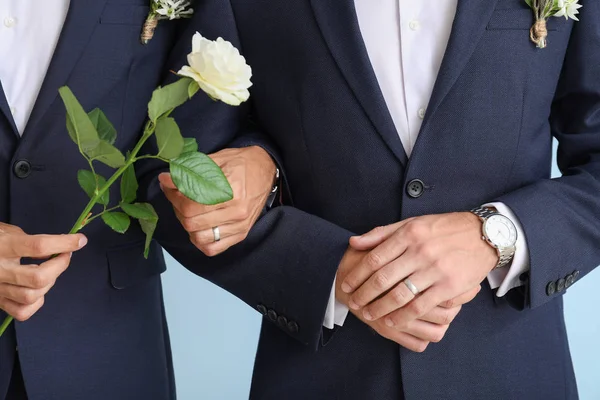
471;206;517;269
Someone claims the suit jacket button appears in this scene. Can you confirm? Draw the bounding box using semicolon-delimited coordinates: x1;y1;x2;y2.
573;270;580;280
406;179;425;198
277;316;288;328
13;160;32;179
556;278;566;292
267;309;278;322
287;321;299;333
565;274;575;288
257;304;267;316
546;281;556;296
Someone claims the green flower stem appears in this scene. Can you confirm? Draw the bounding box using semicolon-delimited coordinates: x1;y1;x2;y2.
85;205;123;226
0;121;159;337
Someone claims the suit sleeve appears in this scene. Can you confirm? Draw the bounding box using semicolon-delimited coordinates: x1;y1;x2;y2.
136;0;352;349
496;2;600;309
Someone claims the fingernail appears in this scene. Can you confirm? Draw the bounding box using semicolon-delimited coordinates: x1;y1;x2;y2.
349;300;360;310
78;236;88;248
363;310;373;321
385;318;395;327
341;282;352;293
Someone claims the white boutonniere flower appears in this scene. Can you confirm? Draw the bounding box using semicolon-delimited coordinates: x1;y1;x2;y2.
177;33;253;106
141;0;194;44
526;0;582;48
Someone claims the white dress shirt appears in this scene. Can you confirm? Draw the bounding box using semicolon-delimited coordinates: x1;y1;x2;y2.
323;0;529;329
0;0;70;135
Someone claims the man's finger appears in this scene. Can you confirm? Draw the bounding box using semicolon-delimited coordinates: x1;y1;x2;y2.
377;324;430;353
158;173;177;190
419;305;462;325
5;234;86;259
161;180;225;218
403;319;450;343
187;222;249;246
341;237;408;294
0;280;54;306
349;221;407;251
349;254;419;311
439;285;481;309
8;253;72;289
175;205;249;234
385;286;445;328
0;296;45;322
191;232;247;257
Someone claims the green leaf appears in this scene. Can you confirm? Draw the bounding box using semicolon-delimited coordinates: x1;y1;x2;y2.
77;170;110;206
88;108;117;145
188;80;200;98
182;138;199;154
120;164;138;204
525;0;532;9
155;117;185;160
121;203;158;258
86;140;126;168
59;86;100;152
101;212;130;234
121;202;159;220
169;152;233;205
148;78;194;122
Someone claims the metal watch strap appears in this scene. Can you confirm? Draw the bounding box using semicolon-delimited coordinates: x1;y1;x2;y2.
471;206;497;220
471;207;516;269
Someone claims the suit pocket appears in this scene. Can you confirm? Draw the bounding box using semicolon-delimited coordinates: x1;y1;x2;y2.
107;240;166;289
487;9;560;31
100;5;150;26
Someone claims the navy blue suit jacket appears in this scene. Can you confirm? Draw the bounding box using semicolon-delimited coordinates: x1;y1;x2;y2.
0;1;268;399
161;0;598;399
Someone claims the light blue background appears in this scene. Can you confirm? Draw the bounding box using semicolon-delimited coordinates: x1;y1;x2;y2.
162;146;600;400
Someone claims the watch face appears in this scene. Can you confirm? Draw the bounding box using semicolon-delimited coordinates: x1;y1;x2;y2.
483;215;517;248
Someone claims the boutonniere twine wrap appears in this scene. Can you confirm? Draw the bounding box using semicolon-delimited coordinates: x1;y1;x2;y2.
141;0;194;44
526;0;582;49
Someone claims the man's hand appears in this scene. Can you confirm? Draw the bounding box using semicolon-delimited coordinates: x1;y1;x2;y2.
336;246;481;352
340;213;495;329
0;223;87;321
160;146;277;257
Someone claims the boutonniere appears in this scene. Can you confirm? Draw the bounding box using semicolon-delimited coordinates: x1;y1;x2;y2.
141;0;194;44
526;0;582;49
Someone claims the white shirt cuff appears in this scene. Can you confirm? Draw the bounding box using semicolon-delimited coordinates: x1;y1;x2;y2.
485;202;530;297
323;277;351;329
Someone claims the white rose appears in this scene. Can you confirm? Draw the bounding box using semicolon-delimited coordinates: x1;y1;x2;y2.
178;33;252;106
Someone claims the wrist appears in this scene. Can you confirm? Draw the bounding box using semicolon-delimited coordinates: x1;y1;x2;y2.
470;206;517;270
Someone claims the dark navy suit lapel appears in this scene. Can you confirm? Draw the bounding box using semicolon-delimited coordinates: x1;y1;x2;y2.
23;0;108;139
310;0;408;167
419;0;501;136
0;81;19;139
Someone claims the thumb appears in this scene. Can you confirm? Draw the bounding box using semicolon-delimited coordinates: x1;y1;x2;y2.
158;173;177;191
349;221;407;250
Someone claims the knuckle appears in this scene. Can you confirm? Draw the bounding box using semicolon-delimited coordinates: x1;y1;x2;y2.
180;218;197;233
20;289;38;305
416;243;437;262
366;252;383;271
408;301;425;317
431;329;446;343
29;238;46;256
373;272;389;290
391;287;408;305
413;341;429;353
404;221;425;240
202;245;220;257
29;271;49;289
444;298;456;309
